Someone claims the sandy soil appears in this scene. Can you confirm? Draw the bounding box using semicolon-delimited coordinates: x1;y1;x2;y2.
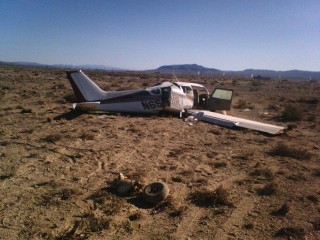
0;64;319;240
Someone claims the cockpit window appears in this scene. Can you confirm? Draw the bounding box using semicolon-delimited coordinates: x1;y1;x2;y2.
151;89;161;95
181;86;192;93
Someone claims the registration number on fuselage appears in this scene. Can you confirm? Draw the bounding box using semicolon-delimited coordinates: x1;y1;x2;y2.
141;100;162;110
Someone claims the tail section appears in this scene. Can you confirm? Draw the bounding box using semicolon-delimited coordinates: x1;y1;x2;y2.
66;70;106;102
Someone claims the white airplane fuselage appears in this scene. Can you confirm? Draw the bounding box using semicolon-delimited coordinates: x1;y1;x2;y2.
67;70;202;114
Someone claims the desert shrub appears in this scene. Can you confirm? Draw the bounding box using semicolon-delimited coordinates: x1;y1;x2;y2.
297;97;319;105
267;103;280;111
234;99;248;109
306;115;316;122
55;83;66;89
274;227;305;239
0;140;8;146
281;105;303;121
269;143;311;160
213;161;227;168
243;223;254;229
116;86;132;91
306;195;318;203
250;168;274;179
110;82;120;88
81;132;95;140
57;188;75;200
152;196;175;214
80;212;110;233
128;212;143;221
0;173;14;180
209;129;222;135
271;203;289;216
20;108;33;114
312;220;320;230
87;190;125;215
251;81;264;86
257;182;277;196
63;93;77;103
172;176;183;182
42;134;62;143
56;213;109;240
1;85;11;91
313;168;320;177
169;207;184;218
287;174;306;181
188;185;232;207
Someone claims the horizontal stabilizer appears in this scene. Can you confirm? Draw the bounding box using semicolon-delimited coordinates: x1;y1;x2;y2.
190;110;285;135
73;102;100;110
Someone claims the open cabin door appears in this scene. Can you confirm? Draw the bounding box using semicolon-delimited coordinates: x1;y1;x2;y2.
207;88;233;111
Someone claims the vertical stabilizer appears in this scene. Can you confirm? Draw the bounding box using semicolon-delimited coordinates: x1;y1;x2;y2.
66;70;106;102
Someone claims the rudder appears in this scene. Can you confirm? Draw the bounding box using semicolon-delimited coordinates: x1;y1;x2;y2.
66;70;106;102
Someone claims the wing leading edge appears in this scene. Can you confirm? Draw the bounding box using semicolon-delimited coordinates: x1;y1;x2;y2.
189;110;285;135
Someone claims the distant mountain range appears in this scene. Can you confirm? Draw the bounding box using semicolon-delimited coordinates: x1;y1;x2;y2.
150;64;320;80
1;61;319;80
0;61;124;71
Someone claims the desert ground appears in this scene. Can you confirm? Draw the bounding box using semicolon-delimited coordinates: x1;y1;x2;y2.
0;63;319;240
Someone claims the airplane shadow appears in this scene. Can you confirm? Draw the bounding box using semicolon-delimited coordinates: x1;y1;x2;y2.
54;110;84;121
54;110;178;121
126;195;155;209
88;187;155;209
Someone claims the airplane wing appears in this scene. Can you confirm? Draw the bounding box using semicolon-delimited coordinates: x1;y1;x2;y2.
189;110;285;135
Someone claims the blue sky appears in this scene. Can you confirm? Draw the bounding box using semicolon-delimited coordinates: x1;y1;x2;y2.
1;0;319;71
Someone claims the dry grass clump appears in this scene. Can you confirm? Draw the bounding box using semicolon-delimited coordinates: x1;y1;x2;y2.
128;212;143;221
169;206;186;218
313;168;320;177
20;108;33;114
271;203;289;216
297;97;319;105
312;220;320;231
269;143;312;160
80;132;95;140
57;188;76;200
234;99;253;109
63;93;77;103
212;161;227;168
281;104;303;121
0;173;14;180
87;190;125;215
152;196;175;214
40;188;75;206
251;81;264;86
274;227;306;239
188;185;233;208
257;182;277;196
56;213;110;240
306;195;318;203
42;134;62;143
79;212;110;233
249;168;274;179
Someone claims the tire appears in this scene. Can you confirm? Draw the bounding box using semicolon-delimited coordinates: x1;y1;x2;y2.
142;182;169;204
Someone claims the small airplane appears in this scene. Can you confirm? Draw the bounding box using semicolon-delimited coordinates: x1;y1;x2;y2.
66;70;285;135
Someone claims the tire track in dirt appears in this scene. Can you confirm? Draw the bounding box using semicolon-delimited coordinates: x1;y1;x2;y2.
171;208;203;239
214;196;257;239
